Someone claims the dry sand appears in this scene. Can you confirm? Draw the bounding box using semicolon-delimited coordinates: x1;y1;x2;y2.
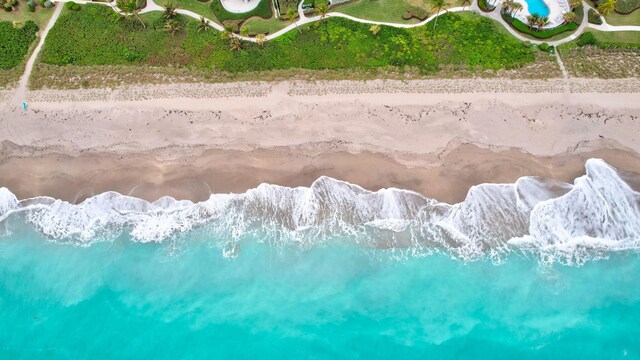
1;79;639;204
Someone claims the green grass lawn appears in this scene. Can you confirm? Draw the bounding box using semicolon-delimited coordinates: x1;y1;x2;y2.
0;4;55;29
159;0;220;23
332;0;432;24
39;4;535;74
604;9;640;26
332;0;467;24
242;16;289;34
590;29;640;44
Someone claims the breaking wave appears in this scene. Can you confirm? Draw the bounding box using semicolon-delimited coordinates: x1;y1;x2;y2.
0;159;639;265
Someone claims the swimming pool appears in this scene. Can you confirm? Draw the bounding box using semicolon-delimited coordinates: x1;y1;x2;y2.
525;0;550;17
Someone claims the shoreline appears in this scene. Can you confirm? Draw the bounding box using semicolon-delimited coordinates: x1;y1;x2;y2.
1;79;639;204
1;141;639;204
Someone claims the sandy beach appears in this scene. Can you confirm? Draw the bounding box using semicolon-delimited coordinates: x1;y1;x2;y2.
1;78;639;203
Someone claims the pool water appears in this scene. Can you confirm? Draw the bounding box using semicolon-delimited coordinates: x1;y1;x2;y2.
524;0;550;17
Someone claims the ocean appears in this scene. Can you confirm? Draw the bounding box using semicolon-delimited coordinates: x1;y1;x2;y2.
0;158;639;359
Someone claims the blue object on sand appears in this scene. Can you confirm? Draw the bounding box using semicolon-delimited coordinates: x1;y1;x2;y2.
22;102;27;111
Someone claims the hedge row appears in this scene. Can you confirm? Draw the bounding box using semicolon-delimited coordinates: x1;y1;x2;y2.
502;13;579;39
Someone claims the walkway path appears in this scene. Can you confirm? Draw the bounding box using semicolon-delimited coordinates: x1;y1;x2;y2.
10;4;63;107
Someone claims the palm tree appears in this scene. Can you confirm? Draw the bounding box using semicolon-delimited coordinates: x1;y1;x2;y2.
240;26;249;37
316;0;329;21
569;0;581;10
501;0;514;15
197;16;209;32
537;16;549;29
163;1;177;19
526;14;540;29
256;33;266;46
285;7;297;22
430;0;451;31
562;11;576;23
164;19;182;36
597;0;615;16
510;2;523;16
133;9;146;28
460;0;471;10
369;24;381;37
221;24;234;40
228;36;242;51
285;7;302;33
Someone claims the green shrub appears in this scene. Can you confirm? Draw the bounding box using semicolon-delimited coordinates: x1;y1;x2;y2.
65;1;82;11
587;9;602;24
43;0;53;8
577;31;598;46
538;42;554;52
402;6;429;21
615;0;639;13
210;0;273;22
41;5;535;74
478;0;495;12
502;13;579;39
0;20;39;68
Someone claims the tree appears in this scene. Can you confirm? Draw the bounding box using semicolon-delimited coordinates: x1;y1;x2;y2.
369;24;381;37
501;0;514;15
285;7;297;22
537;16;549;29
316;0;329;20
256;33;266;46
526;14;540;29
510;2;523;16
562;11;576;23
221;24;234;40
228;36;242;51
569;0;581;10
164;19;182;36
597;0;615;16
430;0;451;31
163;1;177;19
133;9;146;28
240;26;249;37
197;16;209;32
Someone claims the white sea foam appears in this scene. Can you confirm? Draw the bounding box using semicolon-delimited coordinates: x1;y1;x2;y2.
0;159;638;265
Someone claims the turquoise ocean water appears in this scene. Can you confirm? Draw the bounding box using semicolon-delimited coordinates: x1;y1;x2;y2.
1;159;639;358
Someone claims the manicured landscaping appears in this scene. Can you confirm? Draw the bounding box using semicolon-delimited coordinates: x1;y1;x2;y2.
604;8;640;25
589;29;640;45
331;0;433;24
169;0;218;23
502;12;579;39
615;0;639;13
0;3;55;28
40;5;535;75
242;16;289;34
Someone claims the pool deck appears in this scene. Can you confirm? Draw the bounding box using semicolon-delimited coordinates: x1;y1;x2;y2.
513;0;571;28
